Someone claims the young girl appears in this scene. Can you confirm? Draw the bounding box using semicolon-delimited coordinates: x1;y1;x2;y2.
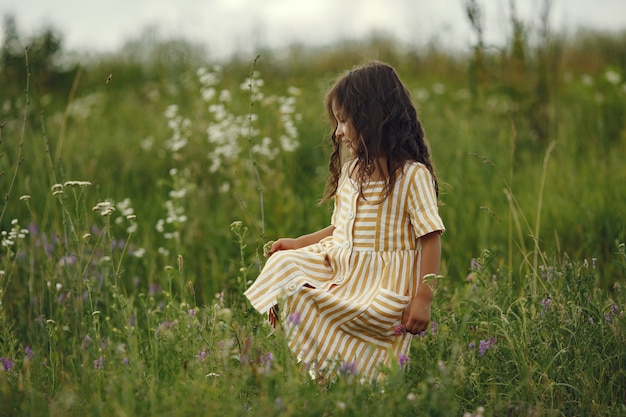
244;61;444;381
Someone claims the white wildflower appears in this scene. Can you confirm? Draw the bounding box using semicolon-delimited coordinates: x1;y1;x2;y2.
92;200;115;217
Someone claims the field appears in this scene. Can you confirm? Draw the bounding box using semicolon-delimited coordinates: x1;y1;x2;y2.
1;15;626;417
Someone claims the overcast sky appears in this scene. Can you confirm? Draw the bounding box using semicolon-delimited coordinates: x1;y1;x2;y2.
2;0;626;58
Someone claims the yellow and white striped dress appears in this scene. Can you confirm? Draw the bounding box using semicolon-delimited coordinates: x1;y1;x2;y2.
244;160;444;380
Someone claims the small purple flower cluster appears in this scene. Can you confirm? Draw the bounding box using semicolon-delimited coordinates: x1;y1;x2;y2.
398;353;410;367
94;356;104;370
196;348;208;362
1;357;13;371
339;360;358;376
539;265;554;280
469;337;496;357
288;312;301;325
259;352;273;373
604;304;620;322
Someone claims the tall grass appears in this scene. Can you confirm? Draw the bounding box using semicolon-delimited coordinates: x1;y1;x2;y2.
1;25;626;416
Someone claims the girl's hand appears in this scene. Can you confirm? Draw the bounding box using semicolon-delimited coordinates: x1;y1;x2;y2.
401;294;431;335
264;238;298;257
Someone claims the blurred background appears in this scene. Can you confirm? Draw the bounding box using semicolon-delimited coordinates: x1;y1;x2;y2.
2;0;626;59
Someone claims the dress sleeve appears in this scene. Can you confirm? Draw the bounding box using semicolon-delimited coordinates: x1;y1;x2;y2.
406;164;445;237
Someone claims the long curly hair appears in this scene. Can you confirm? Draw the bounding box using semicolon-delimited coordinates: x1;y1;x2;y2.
322;61;438;203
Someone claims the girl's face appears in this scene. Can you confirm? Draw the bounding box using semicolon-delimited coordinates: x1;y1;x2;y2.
332;101;357;155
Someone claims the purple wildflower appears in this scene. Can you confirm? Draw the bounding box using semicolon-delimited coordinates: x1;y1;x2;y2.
122;357;129;366
94;356;104;370
1;357;13;371
605;313;611;322
394;323;407;336
431;321;438;334
470;258;481;271
288;312;301;325
157;320;177;332
149;283;160;297
589;317;595;325
82;335;93;350
540;265;554;280
611;304;619;315
260;352;273;373
196;348;208;362
478;337;496;357
188;309;196;317
25;346;34;360
339;361;358;376
469;341;475;349
398;354;410;367
541;298;552;310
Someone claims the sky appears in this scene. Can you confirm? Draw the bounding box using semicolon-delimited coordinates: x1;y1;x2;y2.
2;0;626;59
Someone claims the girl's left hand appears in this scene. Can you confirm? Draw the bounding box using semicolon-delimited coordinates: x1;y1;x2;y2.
401;295;431;335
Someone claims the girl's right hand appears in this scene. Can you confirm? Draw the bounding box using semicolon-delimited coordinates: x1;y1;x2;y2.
265;238;298;257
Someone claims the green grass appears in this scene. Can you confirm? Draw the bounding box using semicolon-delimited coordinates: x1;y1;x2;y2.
1;29;626;416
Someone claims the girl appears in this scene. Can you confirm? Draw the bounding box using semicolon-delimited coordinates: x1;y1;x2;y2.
244;61;444;381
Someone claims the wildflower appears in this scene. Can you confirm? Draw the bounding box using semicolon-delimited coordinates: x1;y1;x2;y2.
592;258;597;269
188;309;196;317
611;304;619;315
540;265;554;280
259;352;273;373
196;348;208;362
63;180;92;187
339;361;358;376
469;341;475;349
589;317;595;325
470;258;481;271
158;320;177;332
431;321;438;334
94;356;104;369
1;357;13;371
82;335;93;350
288;312;301;325
337;402;346;411
605;69;622;85
149;283;160;297
394;323;407;335
406;392;416;401
122;357;129;366
398;354;410;367
478;337;496;357
51;183;64;195
92;200;115;216
541;298;552;310
19;195;31;201
25;346;34;360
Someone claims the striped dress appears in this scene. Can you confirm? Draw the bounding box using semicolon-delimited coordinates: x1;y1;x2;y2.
244;160;444;380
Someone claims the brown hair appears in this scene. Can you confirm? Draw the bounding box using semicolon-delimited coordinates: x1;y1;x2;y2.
322;61;438;202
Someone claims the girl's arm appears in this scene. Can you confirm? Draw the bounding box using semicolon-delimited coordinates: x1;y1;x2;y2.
266;225;336;256
401;231;441;334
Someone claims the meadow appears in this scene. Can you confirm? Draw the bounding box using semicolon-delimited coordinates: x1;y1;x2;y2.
1;14;626;416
